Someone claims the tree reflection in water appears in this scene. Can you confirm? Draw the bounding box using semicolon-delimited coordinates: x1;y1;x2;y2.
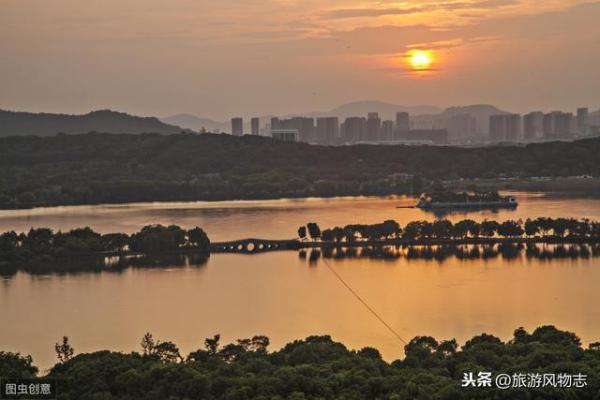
300;243;600;264
0;253;209;278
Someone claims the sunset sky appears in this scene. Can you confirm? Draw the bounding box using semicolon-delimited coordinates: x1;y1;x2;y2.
1;0;599;119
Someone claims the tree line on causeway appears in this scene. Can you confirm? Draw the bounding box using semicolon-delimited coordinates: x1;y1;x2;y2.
3;217;599;275
298;217;600;243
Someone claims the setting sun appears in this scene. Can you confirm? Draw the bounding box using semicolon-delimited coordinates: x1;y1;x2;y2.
409;50;433;70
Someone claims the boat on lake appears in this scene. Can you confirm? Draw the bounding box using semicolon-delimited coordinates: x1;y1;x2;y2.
416;191;518;209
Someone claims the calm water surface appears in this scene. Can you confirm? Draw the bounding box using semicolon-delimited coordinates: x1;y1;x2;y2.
1;193;600;369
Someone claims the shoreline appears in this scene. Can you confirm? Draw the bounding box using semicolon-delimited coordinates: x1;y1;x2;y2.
1;178;600;211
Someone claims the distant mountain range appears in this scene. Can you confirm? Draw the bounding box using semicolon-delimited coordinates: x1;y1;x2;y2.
0;109;186;137
161;113;225;132
2;103;595;138
315;101;442;120
162;101;443;132
412;104;510;134
162;101;506;134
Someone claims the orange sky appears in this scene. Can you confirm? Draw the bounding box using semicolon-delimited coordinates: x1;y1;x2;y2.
1;0;599;119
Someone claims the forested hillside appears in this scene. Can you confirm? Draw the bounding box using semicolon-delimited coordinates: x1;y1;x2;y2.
0;133;599;208
0;109;184;136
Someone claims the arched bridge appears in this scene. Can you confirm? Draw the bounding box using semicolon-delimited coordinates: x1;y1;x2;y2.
210;238;301;254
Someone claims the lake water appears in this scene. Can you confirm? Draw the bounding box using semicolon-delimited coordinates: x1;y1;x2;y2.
1;193;600;369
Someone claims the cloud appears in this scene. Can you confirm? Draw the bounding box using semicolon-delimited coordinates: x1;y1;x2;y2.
321;6;421;19
320;0;521;20
0;0;597;117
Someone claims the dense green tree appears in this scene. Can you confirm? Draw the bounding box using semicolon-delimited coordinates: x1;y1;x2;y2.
497;220;525;237
55;336;75;363
453;219;480;238
306;223;321;240
0;351;38;378
204;334;221;355
187;227;210;249
153;341;183;363
297;226;307;240
237;335;270;354
129;225;186;253
432;220;454;239
480;220;500;237
140;332;156;356
320;229;334;242
403;221;421;240
331;227;346;242
31;325;600;399
25;228;54;253
524;218;540;236
101;233;130;252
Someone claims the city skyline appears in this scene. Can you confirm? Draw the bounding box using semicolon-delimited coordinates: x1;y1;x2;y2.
1;1;599;120
230;104;597;145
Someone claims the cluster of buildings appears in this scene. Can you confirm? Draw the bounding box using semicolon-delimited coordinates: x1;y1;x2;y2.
230;106;597;145
489;108;592;142
231;112;448;145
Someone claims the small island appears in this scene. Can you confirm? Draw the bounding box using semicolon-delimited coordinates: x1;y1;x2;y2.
0;225;210;275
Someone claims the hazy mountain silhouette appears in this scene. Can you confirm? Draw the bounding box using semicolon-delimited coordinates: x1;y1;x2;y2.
162;102;505;134
0;109;186;137
412;104;509;134
270;101;441;121
161;113;225;132
163;101;442;132
322;100;442;120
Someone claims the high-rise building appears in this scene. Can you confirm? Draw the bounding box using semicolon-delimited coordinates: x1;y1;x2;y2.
434;114;476;143
543;113;555;138
316;117;339;145
342;117;366;143
231;118;243;136
561;113;574;137
506;114;521;141
543;111;572;138
577;107;589;135
523;112;544;139
367;112;381;141
272;117;314;142
381;120;394;141
489;115;506;142
271;117;280;130
251;118;260;135
395;112;410;132
489;114;521;141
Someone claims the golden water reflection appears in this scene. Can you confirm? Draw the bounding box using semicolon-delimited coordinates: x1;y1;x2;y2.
1;193;600;369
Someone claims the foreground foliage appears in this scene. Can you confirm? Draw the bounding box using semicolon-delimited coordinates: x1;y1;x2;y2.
1;326;599;399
